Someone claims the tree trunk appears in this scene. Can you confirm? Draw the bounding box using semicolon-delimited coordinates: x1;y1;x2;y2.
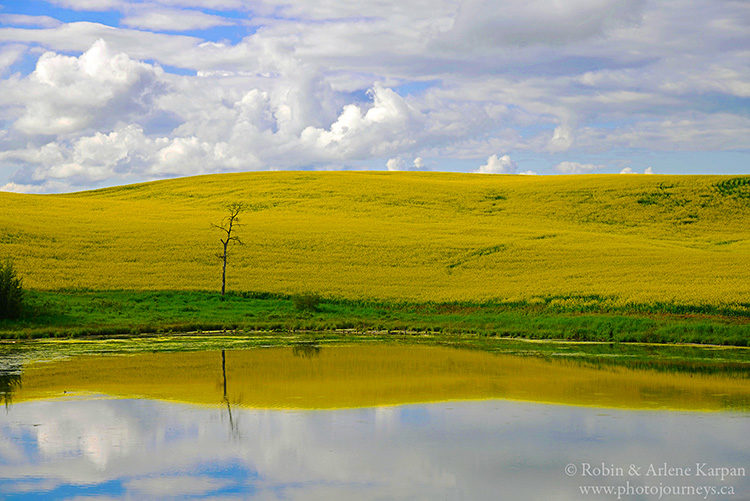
221;240;228;296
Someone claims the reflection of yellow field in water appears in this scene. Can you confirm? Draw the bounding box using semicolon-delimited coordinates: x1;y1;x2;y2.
13;345;749;411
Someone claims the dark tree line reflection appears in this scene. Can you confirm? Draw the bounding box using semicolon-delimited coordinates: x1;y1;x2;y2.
292;343;321;358
0;359;22;409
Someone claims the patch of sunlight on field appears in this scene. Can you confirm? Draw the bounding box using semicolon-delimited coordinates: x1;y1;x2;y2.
0;172;748;305
10;345;749;411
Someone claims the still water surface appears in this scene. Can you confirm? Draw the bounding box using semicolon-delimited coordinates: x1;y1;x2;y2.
0;343;748;499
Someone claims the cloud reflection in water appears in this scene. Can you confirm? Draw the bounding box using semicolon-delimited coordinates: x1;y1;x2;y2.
0;398;748;500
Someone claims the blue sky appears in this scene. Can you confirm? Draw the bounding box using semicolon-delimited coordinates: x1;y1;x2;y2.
0;0;747;192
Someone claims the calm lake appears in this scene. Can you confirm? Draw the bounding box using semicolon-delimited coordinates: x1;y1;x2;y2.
0;341;748;500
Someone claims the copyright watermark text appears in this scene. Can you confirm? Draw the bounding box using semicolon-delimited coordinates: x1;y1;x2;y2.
564;462;745;499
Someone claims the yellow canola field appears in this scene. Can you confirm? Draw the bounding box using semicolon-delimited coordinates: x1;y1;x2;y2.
11;345;750;411
0;171;748;304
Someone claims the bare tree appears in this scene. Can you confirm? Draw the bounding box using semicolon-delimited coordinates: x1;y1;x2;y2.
212;202;245;297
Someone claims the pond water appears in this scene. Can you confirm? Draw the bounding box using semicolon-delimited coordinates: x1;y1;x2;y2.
0;343;748;500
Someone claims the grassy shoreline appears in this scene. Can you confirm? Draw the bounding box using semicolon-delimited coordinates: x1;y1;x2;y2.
1;289;747;346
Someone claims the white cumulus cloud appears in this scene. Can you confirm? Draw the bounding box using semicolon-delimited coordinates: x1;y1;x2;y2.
385;156;426;171
13;39;164;135
547;124;574;152
0;182;46;193
475;154;516;174
620;166;655;174
556;161;604;174
300;85;422;160
386;157;405;171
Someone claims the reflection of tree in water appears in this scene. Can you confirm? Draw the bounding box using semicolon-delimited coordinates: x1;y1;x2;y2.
219;344;322;438
292;343;321;358
221;350;239;440
0;366;22;409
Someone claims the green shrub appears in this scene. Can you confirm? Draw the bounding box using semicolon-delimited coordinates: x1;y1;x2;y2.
293;293;322;312
0;260;24;319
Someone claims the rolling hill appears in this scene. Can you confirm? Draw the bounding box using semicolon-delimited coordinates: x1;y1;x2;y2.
1;172;748;307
